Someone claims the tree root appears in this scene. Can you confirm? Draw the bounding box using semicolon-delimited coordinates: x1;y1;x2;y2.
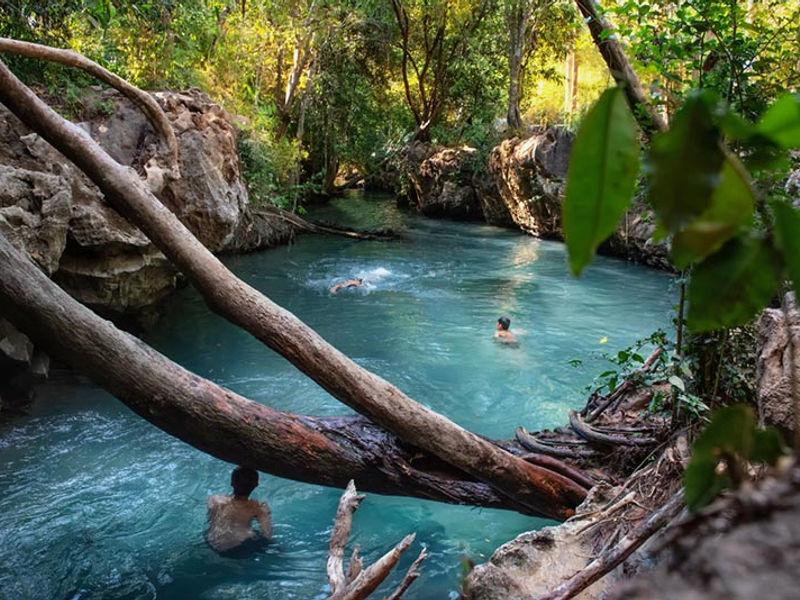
569;411;658;447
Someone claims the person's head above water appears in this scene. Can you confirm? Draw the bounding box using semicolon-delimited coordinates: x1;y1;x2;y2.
231;466;259;498
497;316;511;331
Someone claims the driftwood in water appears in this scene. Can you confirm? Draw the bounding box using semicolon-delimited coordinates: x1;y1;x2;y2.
0;54;586;519
569;411;658;447
255;205;397;241
327;481;427;600
0;233;563;514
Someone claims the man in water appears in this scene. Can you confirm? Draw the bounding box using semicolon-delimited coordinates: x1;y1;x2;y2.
206;466;272;554
494;316;517;344
329;277;364;294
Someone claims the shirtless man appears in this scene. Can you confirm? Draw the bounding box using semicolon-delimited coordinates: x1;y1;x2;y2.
494;316;517;344
206;466;272;553
329;277;364;294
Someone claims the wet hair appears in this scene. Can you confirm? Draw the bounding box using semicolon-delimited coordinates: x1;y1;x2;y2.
497;316;511;331
231;466;259;497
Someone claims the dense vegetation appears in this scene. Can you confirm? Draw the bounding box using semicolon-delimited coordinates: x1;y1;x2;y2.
5;0;792;209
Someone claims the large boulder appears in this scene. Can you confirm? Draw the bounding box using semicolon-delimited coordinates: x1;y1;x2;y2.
756;294;800;439
0;88;292;318
400;142;484;220
478;127;669;268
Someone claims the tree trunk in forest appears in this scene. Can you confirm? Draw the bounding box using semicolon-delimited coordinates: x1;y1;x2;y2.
0;54;587;519
573;0;667;135
506;1;527;130
0;232;569;515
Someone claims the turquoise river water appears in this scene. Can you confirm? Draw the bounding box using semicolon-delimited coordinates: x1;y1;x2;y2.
0;196;675;599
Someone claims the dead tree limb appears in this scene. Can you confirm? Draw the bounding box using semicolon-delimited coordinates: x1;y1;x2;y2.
384;547;428;600
0;231;554;513
573;0;668;136
533;491;684;600
569;411;657;447
327;481;426;600
0;55;585;519
521;453;596;491
0;37;179;176
255;206;397;241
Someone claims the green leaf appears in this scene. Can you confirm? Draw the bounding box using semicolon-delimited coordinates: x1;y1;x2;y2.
752;428;786;465
757;94;800;148
668;375;685;392
687;235;781;332
647;91;725;232
771;201;800;299
564;87;640;276
683;455;729;512
692;404;756;457
671;154;755;268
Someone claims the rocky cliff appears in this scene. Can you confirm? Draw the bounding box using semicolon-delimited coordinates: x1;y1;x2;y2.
0;88;294;411
398;128;670;270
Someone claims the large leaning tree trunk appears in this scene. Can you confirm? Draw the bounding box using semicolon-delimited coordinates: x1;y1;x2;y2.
0;47;587;519
0;232;576;514
574;0;667;136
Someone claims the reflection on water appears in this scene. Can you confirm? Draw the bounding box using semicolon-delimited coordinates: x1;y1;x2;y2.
0;195;675;599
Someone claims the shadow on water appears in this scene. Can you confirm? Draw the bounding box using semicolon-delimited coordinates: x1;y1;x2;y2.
0;194;675;599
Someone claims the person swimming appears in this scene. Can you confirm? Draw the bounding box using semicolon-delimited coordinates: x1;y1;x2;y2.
329;277;364;294
494;316;517;344
206;466;272;554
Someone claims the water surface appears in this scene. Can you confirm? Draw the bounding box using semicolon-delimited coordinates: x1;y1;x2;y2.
0;196;675;599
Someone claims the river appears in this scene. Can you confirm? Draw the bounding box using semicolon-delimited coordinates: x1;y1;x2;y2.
0;195;675;599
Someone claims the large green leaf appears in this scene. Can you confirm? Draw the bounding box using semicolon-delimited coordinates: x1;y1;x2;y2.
647;91;725;232
772;200;800;298
757;93;800;149
687;235;781;331
683;454;729;512
563;87;640;276
671;153;755;268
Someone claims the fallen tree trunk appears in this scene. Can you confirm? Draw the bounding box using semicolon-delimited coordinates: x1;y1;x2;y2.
0;54;585;519
574;0;667;136
254;206;397;241
0;232;546;514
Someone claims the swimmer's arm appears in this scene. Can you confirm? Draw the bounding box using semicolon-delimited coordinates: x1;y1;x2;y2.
255;502;272;539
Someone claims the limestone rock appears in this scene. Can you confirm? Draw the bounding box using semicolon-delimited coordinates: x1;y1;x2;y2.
756;294;800;438
478;127;669;268
0;165;72;275
400;142;484;220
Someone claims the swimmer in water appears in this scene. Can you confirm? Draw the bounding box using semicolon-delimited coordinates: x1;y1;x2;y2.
494;316;517;344
329;277;364;294
206;466;272;553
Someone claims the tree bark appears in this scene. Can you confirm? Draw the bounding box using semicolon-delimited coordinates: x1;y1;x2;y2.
0;231;551;515
0;55;587;519
573;0;668;135
506;0;527;129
